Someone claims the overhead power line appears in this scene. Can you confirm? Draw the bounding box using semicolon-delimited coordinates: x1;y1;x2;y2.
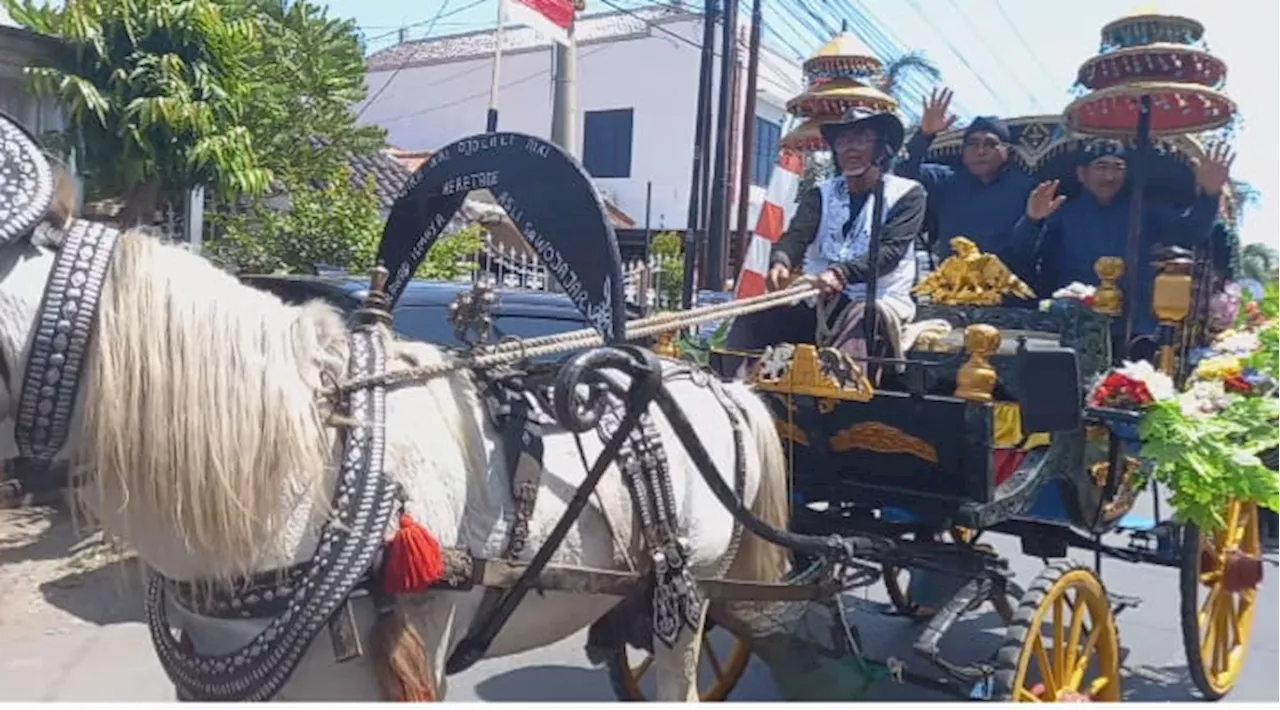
359;0;456;119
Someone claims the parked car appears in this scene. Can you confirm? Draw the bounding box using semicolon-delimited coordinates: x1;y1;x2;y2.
240;274;639;362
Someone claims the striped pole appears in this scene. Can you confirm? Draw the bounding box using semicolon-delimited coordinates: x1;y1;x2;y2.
734;148;804;299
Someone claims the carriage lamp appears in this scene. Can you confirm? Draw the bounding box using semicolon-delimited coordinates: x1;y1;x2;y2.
954;324;1001;402
354;265;393;327
1152;254;1194;375
1092;257;1125;317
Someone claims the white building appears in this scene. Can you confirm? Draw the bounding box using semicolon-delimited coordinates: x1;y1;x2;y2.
1;8;65;145
357;4;803;260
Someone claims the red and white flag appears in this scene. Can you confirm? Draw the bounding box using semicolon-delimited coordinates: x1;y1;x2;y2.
502;0;573;45
735;148;804;299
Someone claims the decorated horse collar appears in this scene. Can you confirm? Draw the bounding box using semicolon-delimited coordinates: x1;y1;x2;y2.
0;112;121;463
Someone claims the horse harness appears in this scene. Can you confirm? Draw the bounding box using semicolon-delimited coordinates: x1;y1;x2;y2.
0;113;755;702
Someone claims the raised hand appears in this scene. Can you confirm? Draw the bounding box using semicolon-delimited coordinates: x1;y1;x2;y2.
1026;180;1066;221
1193;142;1235;196
920;88;958;136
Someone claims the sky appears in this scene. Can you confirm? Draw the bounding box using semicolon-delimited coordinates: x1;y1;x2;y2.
273;1;1276;248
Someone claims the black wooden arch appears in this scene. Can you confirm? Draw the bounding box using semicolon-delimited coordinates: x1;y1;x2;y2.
377;132;626;344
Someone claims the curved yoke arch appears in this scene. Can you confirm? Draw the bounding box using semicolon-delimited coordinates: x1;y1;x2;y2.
377;132;627;344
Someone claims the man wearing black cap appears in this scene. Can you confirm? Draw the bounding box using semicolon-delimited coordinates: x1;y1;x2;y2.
718;107;926;375
897;89;1036;282
1013;139;1233;348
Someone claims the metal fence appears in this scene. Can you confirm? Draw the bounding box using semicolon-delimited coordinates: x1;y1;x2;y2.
466;230;687;311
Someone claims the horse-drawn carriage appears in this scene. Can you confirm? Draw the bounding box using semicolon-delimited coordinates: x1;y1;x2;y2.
601;112;1272;704
0;10;1269;700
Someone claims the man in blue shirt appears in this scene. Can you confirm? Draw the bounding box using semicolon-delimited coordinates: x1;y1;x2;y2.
1012;139;1233;355
897;88;1036;283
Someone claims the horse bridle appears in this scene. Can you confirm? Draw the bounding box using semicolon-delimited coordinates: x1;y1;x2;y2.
0;114;121;502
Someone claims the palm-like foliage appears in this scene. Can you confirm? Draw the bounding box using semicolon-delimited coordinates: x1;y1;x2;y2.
4;0;273;224
877;50;942;111
1240;242;1279;284
3;0;385;225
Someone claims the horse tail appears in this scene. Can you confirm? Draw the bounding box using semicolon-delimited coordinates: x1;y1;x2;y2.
371;605;438;701
720;381;791;584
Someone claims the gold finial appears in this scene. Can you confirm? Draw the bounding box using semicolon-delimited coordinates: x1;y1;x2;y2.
913;237;1036;306
954;324;1001;402
1092;256;1125;317
652;329;681;359
354;264;393;327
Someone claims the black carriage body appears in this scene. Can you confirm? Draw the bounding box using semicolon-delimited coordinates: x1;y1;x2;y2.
779;301;1114;532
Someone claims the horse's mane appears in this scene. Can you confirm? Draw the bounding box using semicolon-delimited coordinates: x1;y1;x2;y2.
80;229;349;579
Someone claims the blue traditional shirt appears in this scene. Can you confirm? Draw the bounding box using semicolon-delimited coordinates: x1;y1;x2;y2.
1011;191;1219;336
898;132;1037;280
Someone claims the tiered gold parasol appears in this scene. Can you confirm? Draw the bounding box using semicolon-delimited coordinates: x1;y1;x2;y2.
780;32;900;152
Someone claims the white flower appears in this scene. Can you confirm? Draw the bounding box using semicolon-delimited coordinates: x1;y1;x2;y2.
1052;282;1096;300
1116;359;1176;402
1212;330;1260;356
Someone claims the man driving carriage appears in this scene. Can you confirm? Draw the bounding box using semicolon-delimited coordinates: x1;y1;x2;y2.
718;107;926;377
1009;138;1233;357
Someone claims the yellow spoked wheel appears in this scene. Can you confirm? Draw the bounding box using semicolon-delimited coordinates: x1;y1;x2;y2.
606;621;752;701
1180;501;1262;701
994;560;1121;702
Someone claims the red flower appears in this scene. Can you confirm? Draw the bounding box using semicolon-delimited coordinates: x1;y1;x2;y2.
1224;375;1253;394
1090;372;1153;409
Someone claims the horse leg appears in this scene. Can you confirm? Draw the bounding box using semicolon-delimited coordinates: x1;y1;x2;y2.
652;600;710;702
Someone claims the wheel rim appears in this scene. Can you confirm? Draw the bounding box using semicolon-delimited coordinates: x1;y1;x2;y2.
1011;568;1121;702
1192;501;1260;695
616;627;752;701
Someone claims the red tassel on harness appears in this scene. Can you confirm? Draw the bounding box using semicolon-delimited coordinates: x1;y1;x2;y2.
382;513;445;595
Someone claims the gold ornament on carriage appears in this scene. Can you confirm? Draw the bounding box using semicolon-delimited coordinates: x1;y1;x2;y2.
748;343;875;402
1092;256;1126;317
912;237;1036;306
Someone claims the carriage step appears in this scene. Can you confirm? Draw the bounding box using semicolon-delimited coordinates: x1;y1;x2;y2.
1109;592;1142;616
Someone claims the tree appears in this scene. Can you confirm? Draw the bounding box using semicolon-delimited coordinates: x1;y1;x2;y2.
1240;242;1279;284
877;50;942;106
1227;178;1260;227
235;0;385;185
4;0;385;226
4;0;273;225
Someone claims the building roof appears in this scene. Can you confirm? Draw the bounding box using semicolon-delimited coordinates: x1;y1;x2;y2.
345;148;412;209
366;5;696;71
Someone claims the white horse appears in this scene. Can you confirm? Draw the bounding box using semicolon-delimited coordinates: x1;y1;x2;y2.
0;223;792;701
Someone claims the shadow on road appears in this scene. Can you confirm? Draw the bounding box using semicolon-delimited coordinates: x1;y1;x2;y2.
472;665;613;701
1119;662;1201;701
39;558;145;626
0;507;86;565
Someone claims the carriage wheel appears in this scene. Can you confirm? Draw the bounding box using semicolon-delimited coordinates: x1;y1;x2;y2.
882;526;988;620
993;560;1121;702
606;619;753;701
1179;501;1262;701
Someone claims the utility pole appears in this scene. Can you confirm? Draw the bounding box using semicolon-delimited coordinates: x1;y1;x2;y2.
704;0;738;291
550;1;583;156
733;0;763;274
681;0;718;309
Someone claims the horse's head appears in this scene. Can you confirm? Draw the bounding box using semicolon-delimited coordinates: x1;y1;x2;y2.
0;112;94;465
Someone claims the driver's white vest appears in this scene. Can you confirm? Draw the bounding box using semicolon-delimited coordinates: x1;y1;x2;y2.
803;174;919;322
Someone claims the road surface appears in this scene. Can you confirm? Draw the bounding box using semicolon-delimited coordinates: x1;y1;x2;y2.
0;503;1275;702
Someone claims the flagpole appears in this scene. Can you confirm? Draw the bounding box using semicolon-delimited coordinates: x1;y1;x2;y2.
487;0;507;132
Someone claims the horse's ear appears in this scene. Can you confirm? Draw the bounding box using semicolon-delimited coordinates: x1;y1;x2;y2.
28;222;68;251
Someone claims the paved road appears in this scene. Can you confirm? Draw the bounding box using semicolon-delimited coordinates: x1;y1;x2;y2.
1;515;1276;702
